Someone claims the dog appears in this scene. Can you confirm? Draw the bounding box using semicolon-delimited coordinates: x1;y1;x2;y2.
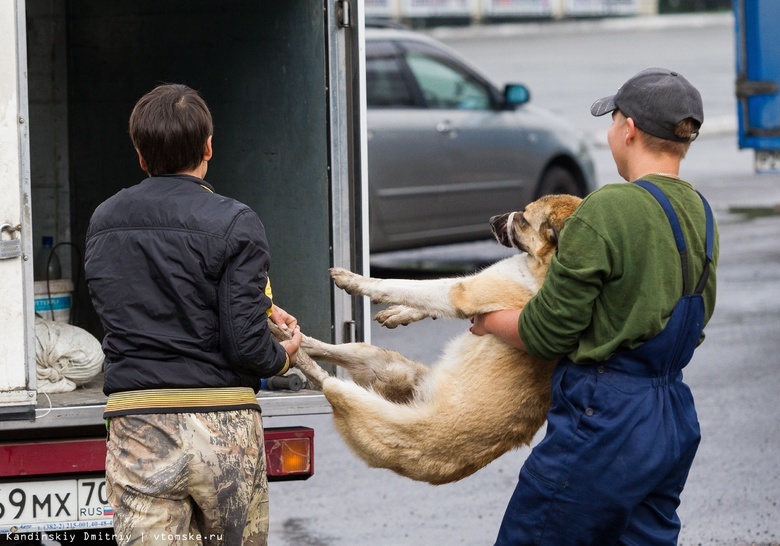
283;194;582;485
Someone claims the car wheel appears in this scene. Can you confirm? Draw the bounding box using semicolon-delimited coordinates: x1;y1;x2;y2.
535;165;583;199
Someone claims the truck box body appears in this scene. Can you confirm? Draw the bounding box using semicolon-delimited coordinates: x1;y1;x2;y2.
0;0;368;535
734;0;780;172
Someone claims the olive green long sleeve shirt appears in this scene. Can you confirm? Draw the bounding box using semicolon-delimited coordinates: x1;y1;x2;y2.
519;175;719;364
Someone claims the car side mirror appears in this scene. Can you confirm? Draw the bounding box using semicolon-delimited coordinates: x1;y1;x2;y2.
503;84;530;108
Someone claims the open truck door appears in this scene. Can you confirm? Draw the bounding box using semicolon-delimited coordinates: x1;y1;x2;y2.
0;0;36;418
1;0;368;536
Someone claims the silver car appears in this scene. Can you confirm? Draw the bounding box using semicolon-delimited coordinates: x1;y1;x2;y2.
366;27;596;252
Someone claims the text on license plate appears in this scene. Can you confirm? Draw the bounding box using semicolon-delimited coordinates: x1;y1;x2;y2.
0;478;112;526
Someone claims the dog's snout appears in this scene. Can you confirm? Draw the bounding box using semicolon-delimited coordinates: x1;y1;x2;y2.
490;213;514;247
489;214;508;230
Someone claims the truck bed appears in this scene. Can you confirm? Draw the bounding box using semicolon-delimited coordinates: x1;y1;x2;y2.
0;373;330;434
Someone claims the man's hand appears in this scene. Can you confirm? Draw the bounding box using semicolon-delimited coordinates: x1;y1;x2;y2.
469;313;491;336
281;326;302;364
270;305;298;331
270;305;301;363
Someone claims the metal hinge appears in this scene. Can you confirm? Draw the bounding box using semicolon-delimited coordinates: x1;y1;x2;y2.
337;0;351;28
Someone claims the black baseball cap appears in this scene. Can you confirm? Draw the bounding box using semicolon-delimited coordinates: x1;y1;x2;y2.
590;67;703;142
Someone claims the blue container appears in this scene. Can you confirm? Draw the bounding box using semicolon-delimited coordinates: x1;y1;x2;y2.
34;280;73;322
734;0;780;169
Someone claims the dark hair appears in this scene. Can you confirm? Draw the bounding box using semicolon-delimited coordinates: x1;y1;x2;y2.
129;84;213;176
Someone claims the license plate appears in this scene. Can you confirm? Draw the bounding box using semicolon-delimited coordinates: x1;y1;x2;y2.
755;150;780;173
0;478;112;531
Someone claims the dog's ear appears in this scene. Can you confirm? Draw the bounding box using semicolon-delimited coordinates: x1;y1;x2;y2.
544;212;568;244
545;222;560;244
539;196;581;247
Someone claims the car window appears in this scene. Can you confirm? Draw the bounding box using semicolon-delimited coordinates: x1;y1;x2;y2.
405;53;491;110
366;55;415;108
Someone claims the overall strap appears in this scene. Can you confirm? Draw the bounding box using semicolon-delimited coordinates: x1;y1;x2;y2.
635;180;713;296
693;190;714;295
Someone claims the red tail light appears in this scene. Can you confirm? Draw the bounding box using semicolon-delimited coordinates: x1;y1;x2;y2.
264;427;314;481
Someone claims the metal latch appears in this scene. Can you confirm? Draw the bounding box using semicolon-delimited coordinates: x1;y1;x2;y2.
343;319;356;343
736;77;779;98
337;0;350;28
0;224;22;260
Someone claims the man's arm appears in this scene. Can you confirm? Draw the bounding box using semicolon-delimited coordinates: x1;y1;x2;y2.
219;209;290;376
470;309;526;351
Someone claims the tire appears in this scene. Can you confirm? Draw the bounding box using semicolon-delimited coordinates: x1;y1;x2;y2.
535;165;583;199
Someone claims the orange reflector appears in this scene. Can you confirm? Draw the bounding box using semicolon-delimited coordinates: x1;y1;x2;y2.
282;438;310;472
265;427;314;481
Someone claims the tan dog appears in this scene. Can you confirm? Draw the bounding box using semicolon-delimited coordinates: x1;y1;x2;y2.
288;194;582;485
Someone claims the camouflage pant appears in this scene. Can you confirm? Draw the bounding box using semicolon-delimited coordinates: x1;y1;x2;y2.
106;410;268;546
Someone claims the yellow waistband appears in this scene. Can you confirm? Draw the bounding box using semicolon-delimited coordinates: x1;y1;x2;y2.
104;387;260;417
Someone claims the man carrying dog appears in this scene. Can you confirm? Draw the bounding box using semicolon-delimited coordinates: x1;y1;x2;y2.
85;83;301;545
471;67;719;544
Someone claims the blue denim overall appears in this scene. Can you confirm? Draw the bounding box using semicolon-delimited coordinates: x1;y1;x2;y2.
495;181;715;546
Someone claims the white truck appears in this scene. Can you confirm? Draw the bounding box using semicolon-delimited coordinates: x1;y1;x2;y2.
0;1;368;542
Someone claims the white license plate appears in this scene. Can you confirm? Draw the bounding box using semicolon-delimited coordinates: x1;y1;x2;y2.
0;478;112;528
755;150;780;173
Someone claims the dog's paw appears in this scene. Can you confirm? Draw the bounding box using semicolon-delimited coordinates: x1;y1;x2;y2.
374;305;431;328
329;267;368;295
329;267;388;303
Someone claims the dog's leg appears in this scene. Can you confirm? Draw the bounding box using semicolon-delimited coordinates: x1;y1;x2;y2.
331;256;536;320
330;267;465;318
447;273;536;317
302;334;429;404
293;349;330;388
267;320;330;388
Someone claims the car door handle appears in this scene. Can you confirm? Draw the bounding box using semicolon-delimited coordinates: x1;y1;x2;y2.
437;121;458;138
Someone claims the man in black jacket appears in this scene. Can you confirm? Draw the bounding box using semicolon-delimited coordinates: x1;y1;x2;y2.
85;84;301;546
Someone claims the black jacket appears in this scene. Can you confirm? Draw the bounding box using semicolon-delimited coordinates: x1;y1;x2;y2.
85;175;288;395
